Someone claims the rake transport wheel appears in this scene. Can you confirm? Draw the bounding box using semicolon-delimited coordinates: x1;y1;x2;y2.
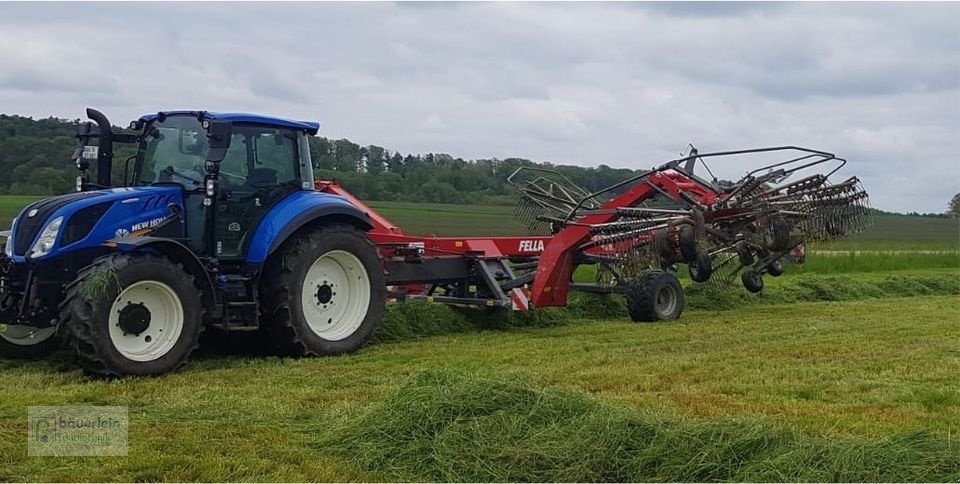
625;270;684;322
765;215;792;251
741;270;764;293
688;251;713;283
678;225;698;262
61;254;203;377
767;258;785;277
260;224;385;357
0;325;59;359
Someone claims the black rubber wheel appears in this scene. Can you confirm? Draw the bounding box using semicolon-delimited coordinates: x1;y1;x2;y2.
678;225;698;262
767;258;785;277
625;270;684;322
741;270;764;293
260;224;385;357
736;241;754;266
61;253;204;377
688;252;713;283
653;230;675;264
765;215;792;251
0;325;60;359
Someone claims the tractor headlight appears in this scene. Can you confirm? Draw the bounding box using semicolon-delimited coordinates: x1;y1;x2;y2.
29;216;63;259
4;217;16;257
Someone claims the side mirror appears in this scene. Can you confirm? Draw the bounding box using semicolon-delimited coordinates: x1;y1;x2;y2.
205;121;233;163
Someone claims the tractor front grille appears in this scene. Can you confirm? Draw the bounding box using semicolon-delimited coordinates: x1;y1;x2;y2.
13;191;105;256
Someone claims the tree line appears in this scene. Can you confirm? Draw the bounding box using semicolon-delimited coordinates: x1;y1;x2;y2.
0;114;637;205
0;114;955;216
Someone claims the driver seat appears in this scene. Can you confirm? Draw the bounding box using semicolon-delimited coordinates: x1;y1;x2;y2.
246;168;277;187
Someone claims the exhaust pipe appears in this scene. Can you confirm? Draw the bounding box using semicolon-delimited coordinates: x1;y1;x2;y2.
85;108;113;187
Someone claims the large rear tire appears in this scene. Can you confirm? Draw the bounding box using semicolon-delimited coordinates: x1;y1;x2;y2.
260;224;385;357
625;270;684;322
61;254;204;377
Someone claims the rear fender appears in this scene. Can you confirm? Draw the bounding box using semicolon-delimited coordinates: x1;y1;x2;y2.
245;191;372;264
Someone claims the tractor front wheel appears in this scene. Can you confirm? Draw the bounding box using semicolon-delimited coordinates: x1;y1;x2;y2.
0;325;59;359
61;254;203;377
260;224;385;357
625;270;684;322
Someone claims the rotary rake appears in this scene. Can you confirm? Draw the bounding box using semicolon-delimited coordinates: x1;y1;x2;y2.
319;145;869;323
508;146;871;313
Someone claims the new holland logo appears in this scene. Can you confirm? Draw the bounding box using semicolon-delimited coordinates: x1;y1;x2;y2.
518;240;544;252
114;228;130;238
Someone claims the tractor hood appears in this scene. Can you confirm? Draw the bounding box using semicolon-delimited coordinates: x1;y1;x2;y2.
7;187;183;260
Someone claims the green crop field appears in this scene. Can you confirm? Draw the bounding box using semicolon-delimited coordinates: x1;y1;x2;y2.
0;195;958;481
0;196;956;250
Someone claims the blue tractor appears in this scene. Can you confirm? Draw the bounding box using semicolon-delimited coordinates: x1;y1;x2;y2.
0;109;386;376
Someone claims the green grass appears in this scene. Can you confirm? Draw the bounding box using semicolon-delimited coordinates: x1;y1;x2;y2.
324;371;960;482
0;196;956;480
0;195;40;230
1;292;958;481
361;201;960;251
791;252;960;273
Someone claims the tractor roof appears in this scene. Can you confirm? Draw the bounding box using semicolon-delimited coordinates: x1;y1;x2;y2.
138;111;320;135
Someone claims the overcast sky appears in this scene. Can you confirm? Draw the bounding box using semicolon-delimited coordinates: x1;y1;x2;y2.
0;2;957;213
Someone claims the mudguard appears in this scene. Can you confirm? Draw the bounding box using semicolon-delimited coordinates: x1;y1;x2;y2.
245;190;372;264
109;235;216;309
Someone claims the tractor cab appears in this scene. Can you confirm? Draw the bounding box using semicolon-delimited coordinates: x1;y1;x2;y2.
127;111;318;258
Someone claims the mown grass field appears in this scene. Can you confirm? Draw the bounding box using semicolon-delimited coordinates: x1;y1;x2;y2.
0;195;958;481
0;291;957;481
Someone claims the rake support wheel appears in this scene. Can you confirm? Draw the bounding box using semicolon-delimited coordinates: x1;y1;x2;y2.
625;270;684;322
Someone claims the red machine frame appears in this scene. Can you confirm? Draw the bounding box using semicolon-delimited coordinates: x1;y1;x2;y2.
317;165;724;311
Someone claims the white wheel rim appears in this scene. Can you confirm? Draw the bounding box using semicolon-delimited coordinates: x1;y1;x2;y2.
301;250;371;341
108;280;184;362
0;325;56;346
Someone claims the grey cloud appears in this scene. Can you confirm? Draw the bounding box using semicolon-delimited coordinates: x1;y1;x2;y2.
0;2;956;213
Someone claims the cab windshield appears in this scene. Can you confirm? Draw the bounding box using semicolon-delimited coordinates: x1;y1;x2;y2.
134;116;302;190
135;116;208;186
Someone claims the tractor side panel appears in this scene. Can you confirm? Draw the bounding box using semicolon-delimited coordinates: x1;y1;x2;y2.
245;190;371;264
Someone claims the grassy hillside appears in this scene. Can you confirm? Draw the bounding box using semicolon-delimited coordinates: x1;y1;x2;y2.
0;293;957;481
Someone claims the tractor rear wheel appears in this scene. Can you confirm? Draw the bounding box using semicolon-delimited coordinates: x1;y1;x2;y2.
625;270;684;322
0;325;59;359
61;254;204;377
260;224;385;357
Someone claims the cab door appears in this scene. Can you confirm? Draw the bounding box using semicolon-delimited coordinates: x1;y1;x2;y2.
214;126;302;259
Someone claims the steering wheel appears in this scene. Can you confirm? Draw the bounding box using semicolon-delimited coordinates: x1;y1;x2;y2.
161;165;203;185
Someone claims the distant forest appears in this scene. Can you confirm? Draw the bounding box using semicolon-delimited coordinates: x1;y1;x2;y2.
0;114;948;216
0;114;639;206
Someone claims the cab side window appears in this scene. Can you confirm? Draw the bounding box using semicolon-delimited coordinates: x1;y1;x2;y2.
253;132;298;185
218;133;249;186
